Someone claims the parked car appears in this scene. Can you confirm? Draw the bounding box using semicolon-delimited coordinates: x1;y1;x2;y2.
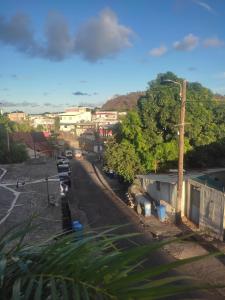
57;156;69;165
57;164;71;176
65;150;73;159
59;174;71;188
60;181;69;197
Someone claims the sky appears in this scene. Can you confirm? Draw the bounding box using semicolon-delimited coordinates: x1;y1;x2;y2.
0;0;225;113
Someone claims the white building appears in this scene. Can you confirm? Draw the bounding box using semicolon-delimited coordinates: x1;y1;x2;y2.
29;115;55;131
59;108;92;132
92;111;118;126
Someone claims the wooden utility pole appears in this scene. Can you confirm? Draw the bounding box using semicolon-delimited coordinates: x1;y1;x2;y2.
176;80;187;224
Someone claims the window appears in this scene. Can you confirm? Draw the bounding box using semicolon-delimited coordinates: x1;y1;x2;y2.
156;181;160;191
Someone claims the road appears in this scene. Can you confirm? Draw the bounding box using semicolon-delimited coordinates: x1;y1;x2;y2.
67;158;223;299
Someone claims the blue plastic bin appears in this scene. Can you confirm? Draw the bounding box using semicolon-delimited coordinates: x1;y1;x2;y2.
72;220;83;231
72;221;83;239
157;205;166;221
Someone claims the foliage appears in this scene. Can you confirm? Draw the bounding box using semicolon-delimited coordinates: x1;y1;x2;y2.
0;115;28;163
104;137;144;182
0;221;221;300
104;72;225;181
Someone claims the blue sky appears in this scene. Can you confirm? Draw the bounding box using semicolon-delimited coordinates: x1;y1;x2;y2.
0;0;225;113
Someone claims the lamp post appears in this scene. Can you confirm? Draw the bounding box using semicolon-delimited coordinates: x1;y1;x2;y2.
163;79;187;224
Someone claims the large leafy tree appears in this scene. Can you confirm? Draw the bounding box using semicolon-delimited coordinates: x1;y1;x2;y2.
104;72;225;181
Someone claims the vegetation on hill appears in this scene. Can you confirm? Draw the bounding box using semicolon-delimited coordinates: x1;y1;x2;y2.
104;72;225;182
102;92;145;111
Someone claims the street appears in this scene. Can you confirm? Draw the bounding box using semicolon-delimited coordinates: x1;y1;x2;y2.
67;158;224;299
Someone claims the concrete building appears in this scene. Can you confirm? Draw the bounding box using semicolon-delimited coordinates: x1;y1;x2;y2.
138;168;225;240
92;111;118;126
59;108;92;132
30;115;55;131
8;111;27;123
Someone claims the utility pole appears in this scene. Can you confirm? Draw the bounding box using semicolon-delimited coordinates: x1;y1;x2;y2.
176;80;186;224
6;128;10;152
45;176;50;206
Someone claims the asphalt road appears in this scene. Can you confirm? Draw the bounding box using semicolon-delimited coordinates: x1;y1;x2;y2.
66;158;225;300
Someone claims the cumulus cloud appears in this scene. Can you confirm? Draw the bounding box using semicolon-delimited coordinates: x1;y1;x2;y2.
149;45;167;57
44;11;75;61
0;9;133;62
203;37;224;48
173;34;199;51
0;13;39;56
74;8;133;61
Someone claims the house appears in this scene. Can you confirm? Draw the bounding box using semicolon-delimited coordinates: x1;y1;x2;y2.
59;107;92;132
92;111;118;126
8;111;27;123
138;169;225;240
29;115;55;131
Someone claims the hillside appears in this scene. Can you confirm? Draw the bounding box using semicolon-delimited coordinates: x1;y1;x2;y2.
102;92;145;111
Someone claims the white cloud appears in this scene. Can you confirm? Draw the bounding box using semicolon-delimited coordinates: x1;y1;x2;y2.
149;45;167;57
173;33;199;51
74;8;133;62
193;0;214;14
203;37;224;48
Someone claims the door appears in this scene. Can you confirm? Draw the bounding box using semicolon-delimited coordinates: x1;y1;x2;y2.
190;185;200;226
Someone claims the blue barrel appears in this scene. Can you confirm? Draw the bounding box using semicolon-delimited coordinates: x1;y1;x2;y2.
157;205;166;221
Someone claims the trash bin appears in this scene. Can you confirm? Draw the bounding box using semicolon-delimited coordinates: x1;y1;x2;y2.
157;205;166;221
72;220;83;239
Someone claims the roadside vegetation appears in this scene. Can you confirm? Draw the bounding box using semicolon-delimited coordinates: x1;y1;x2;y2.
0;114;28;163
104;72;225;182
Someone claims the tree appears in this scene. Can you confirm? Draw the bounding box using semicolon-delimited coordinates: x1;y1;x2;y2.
104;72;225;181
104;138;144;182
0;115;28;163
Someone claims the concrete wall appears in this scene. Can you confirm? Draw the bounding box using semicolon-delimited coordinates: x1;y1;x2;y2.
187;179;225;240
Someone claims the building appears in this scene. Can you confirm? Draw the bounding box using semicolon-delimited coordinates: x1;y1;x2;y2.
74;122;96;140
8;111;27;123
59;107;92;132
138;169;225;240
92;111;118;126
29;115;55;131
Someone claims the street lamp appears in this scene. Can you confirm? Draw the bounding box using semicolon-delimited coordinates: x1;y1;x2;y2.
163;79;187;224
